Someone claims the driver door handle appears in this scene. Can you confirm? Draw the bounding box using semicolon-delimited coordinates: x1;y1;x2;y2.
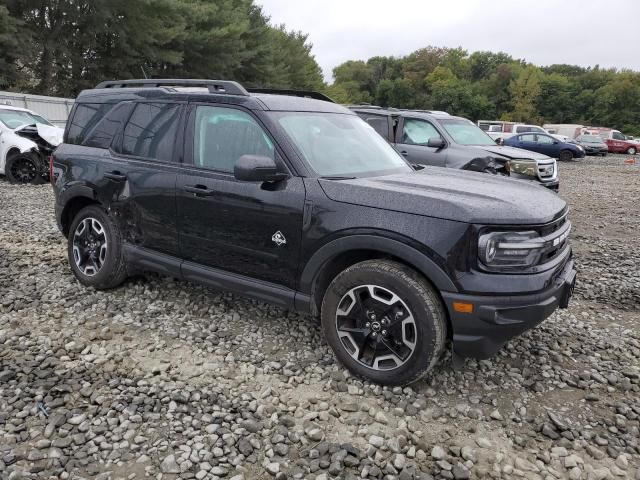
400;151;408;156
104;171;127;181
184;184;217;196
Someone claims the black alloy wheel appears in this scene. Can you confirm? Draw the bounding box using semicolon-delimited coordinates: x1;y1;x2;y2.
72;217;108;277
335;284;417;371
7;154;40;184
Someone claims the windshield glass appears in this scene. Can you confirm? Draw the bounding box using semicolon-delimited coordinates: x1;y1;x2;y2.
577;135;603;143
0;109;53;129
440;118;496;146
271;112;412;177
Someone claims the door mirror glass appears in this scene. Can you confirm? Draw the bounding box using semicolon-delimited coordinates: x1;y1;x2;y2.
234;154;287;182
427;137;445;148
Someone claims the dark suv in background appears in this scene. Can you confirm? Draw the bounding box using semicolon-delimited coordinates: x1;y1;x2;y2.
351;106;559;191
52;79;576;385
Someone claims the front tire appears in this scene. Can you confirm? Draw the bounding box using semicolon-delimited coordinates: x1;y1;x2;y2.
5;152;46;184
67;205;127;289
321;260;446;386
558;150;574;162
627;146;637;155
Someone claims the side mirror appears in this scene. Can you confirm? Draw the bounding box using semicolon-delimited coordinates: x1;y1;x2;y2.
427;137;445;149
234;154;287;182
553;140;559;144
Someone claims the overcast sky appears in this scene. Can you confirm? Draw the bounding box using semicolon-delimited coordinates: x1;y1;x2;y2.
258;0;640;82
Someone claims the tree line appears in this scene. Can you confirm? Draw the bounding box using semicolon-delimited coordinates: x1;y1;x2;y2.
0;0;324;97
326;46;640;135
1;2;638;135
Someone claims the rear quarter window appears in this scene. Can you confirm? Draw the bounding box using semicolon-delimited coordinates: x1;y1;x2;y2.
118;102;181;161
66;103;115;145
83;103;134;149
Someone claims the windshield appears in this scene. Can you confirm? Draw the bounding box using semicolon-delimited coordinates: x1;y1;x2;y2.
440;118;496;146
577;135;603;143
0;109;53;129
271;112;412;177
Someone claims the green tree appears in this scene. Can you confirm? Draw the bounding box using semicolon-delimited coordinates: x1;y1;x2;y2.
0;5;22;88
375;78;416;108
425;67;495;119
261;26;323;89
506;66;542;123
332;61;374;103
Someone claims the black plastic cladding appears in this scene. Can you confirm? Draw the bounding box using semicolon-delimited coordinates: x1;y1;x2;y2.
52;81;576;363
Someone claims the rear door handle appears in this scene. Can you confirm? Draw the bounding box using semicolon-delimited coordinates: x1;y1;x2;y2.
184;184;216;196
104;171;127;181
400;151;408;156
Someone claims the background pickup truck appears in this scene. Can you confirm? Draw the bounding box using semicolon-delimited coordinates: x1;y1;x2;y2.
587;127;638;155
352;107;559;190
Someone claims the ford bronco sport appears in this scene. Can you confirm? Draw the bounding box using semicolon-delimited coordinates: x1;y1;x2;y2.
52;79;576;386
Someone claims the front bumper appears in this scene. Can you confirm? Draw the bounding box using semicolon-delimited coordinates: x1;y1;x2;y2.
542;178;560;191
442;257;576;359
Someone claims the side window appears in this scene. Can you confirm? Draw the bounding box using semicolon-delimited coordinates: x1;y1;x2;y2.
401;118;441;145
612;131;625;140
193;106;274;173
520;134;536;142
361;115;389;139
83;103;134;149
120;103;181;161
66;103;114;144
536;135;553;144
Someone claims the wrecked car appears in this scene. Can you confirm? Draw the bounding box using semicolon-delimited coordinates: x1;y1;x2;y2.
0;105;64;184
351;107;559;191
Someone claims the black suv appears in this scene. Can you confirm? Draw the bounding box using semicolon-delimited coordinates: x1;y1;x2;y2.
52;79;576;385
351;107;560;191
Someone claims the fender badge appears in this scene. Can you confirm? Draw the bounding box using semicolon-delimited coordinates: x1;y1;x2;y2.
272;231;287;247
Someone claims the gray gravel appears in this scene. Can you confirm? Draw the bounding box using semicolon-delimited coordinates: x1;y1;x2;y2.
1;154;639;480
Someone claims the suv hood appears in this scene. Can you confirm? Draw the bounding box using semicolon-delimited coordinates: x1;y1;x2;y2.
319;167;566;225
469;145;553;161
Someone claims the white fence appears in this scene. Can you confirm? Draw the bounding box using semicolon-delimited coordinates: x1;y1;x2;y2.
0;90;74;128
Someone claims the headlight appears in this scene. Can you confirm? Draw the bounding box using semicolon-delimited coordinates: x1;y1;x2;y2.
478;230;543;269
506;159;537;177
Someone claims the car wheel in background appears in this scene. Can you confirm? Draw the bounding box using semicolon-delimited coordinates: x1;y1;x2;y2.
626;147;637;155
321;260;446;386
67;205;128;290
559;150;574;162
5;152;46;185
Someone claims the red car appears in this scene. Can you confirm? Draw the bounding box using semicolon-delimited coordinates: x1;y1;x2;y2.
586;127;638;155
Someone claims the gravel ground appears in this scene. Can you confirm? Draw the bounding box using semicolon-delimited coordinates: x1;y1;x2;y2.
1;154;639;480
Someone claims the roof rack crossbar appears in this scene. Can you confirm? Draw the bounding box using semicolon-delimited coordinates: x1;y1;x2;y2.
94;79;250;96
247;88;334;103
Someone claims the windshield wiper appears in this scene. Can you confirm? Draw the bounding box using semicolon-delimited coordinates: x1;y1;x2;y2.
320;176;356;180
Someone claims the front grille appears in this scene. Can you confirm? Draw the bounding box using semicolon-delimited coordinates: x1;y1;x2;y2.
537;161;556;179
534;214;571;267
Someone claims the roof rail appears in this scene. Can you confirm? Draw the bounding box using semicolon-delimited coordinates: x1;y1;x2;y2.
347;104;383;109
94;79;250;96
247;88;334;103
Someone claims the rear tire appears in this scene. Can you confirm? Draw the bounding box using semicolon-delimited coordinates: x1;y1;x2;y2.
321;260;446;386
67;205;128;289
558;150;574;162
5;152;46;184
627;146;637;155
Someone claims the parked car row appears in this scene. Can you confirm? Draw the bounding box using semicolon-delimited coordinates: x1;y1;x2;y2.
544;124;638;155
46;79;576;386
